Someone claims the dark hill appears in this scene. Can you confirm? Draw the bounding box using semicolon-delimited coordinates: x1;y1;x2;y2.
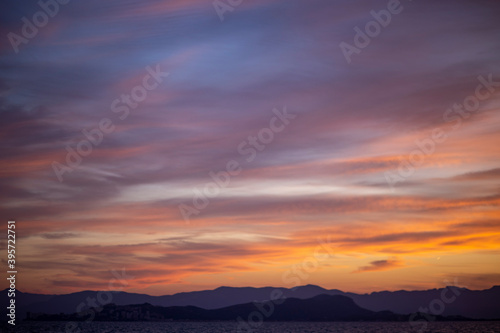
29;295;411;322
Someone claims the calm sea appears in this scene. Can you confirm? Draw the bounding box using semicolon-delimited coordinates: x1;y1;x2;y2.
5;321;500;333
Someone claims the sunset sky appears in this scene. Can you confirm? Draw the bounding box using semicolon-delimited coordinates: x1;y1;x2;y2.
1;0;500;296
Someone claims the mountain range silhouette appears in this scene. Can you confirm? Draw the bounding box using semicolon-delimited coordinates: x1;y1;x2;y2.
3;284;499;321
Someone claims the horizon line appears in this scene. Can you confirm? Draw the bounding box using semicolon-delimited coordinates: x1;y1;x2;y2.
6;283;499;297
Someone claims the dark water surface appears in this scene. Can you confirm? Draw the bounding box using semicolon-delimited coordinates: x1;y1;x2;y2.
6;321;500;333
